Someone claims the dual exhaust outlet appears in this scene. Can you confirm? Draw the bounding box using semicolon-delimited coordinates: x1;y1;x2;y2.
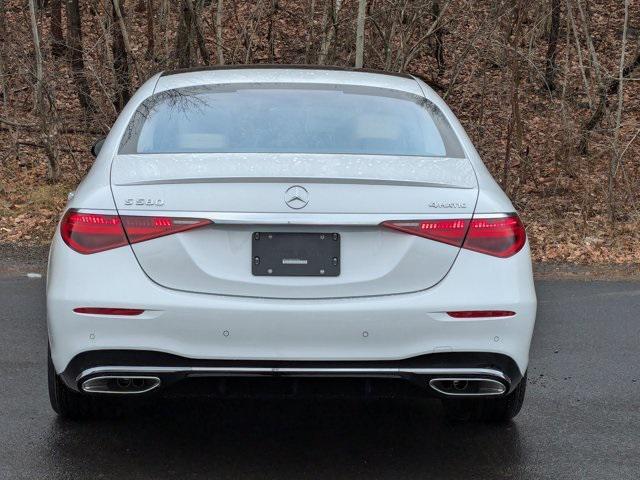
82;376;161;394
81;374;506;396
429;377;506;396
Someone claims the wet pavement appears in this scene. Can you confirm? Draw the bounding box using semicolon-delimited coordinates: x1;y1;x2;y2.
1;275;638;479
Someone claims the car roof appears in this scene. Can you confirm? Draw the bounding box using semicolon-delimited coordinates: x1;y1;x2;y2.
154;64;426;96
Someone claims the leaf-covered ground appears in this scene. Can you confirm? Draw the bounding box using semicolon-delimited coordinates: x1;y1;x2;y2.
0;0;639;264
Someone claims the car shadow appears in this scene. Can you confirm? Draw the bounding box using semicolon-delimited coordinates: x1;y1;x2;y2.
43;397;528;479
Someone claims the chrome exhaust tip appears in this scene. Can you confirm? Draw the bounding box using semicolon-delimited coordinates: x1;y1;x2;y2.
429;377;506;396
81;376;161;394
116;377;131;388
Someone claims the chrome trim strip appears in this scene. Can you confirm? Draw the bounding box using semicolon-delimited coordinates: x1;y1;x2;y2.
72;210;516;224
77;366;508;383
471;212;514;219
81;375;161;394
76;210;474;225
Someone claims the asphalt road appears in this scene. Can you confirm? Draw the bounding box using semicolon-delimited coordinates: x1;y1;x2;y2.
1;274;638;479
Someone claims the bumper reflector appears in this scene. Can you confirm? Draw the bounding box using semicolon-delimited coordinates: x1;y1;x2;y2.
446;310;515;318
73;307;144;316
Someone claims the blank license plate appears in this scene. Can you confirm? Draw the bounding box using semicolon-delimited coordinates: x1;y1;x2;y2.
252;232;340;276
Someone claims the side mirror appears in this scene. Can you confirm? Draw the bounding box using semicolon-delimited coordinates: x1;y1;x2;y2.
91;137;106;157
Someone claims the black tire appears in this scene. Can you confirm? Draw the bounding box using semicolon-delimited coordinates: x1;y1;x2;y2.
441;372;527;422
48;348;107;420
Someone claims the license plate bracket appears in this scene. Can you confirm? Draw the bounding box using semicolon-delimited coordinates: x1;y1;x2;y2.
252;232;340;277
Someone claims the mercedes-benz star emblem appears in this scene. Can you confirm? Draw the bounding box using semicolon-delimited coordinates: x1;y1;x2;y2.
284;185;309;210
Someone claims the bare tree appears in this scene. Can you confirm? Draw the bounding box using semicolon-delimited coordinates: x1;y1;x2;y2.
65;0;97;113
266;0;279;62
608;0;630;223
543;0;560;91
0;0;7;106
432;0;445;74
368;0;452;73
214;0;225;64
565;0;593;108
502;0;526;191
112;0;141;80
145;0;155;59
185;0;210;65
355;0;366;68
318;0;343;65
234;0;267;64
29;0;59;179
398;1;451;71
30;0;45;114
303;0;316;64
579;38;640;154
176;0;194;67
368;2;396;70
112;0;131;111
176;0;212;67
160;0;170;62
50;0;66;57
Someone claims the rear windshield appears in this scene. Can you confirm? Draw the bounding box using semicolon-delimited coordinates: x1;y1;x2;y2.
119;83;465;157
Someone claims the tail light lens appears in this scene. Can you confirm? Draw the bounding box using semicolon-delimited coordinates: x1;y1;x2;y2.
464;216;526;258
61;210;211;254
60;211;127;254
120;215;212;244
380;219;469;247
382;214;525;258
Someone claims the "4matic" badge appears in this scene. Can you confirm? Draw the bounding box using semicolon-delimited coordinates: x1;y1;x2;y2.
429;201;467;209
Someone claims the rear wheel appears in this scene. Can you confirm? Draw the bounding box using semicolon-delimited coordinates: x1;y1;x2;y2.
441;373;527;422
48;348;108;420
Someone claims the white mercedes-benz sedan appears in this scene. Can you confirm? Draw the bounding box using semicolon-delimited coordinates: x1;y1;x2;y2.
47;66;536;421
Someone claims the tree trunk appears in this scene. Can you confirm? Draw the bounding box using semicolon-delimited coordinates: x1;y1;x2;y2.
185;0;210;65
50;0;66;57
0;0;7;105
145;0;155;59
112;0;141;81
267;0;278;62
0;36;6;107
317;0;330;65
30;0;59;180
303;0;315;63
354;0;366;67
29;0;44;114
502;0;525;192
112;0;131;111
608;0;630;223
160;0;170;62
65;0;96;113
318;0;342;65
215;0;224;64
432;0;445;74
176;0;193;68
544;0;560;91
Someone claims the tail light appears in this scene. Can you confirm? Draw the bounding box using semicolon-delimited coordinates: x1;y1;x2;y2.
464;216;526;258
382;214;525;258
61;210;211;254
380;219;469;247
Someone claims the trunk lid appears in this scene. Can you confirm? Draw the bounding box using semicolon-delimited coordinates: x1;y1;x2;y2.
111;153;477;299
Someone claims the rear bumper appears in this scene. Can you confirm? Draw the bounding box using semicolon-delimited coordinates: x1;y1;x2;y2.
47;233;536;378
62;350;522;397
